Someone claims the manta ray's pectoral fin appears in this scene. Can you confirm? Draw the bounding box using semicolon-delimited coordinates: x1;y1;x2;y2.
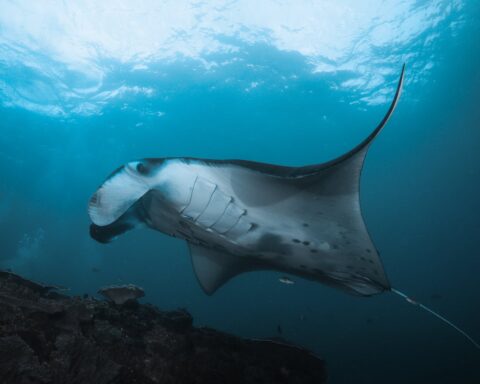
188;243;251;295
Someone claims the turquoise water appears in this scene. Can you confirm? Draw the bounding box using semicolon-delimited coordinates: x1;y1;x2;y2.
1;1;479;383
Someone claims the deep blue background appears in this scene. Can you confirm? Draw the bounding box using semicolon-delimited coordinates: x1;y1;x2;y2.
1;2;479;383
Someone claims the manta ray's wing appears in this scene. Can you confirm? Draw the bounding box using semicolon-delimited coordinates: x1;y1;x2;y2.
188;64;404;295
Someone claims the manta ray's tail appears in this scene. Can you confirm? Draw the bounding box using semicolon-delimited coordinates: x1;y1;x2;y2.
391;288;480;350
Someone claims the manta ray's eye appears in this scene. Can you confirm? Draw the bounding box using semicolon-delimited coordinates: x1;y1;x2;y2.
136;162;148;174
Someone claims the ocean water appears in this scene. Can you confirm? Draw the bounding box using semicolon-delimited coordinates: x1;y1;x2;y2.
0;1;479;383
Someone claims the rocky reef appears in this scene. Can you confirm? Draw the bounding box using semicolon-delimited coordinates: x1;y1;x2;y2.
0;270;327;383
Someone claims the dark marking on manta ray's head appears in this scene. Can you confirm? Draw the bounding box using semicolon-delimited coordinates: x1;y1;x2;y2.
135;158;166;175
136;162;148;174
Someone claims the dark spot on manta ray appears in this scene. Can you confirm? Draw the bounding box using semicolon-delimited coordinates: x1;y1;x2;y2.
368;259;374;264
310;249;318;253
302;241;310;246
346;265;354;270
292;239;301;243
332;244;339;250
302;223;309;227
300;264;307;269
366;249;372;254
257;234;291;254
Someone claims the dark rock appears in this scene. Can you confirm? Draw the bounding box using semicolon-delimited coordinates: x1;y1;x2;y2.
161;308;193;331
0;270;327;384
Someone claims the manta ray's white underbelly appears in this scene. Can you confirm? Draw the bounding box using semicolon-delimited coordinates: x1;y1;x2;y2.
157;162;256;243
150;161;353;269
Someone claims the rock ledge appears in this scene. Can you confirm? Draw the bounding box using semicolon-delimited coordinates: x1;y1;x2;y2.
0;270;327;384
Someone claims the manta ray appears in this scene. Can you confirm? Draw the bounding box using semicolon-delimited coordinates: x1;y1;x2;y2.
88;65;479;349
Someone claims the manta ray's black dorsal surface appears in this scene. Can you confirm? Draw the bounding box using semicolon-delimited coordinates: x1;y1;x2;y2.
89;65;405;297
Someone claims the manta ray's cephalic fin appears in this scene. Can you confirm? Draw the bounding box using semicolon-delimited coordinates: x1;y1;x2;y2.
90;198;146;243
89;163;151;226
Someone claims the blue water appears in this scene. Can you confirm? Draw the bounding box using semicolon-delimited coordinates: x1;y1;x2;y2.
1;1;479;383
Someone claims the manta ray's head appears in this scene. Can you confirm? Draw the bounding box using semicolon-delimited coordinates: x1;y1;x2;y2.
88;158;164;227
